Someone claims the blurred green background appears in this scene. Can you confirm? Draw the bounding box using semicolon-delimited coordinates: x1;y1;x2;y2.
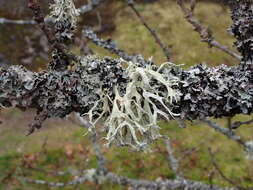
0;0;252;189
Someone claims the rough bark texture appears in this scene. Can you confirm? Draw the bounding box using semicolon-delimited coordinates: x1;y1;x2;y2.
0;58;252;121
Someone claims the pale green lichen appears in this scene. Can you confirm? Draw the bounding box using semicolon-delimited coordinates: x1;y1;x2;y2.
86;60;181;150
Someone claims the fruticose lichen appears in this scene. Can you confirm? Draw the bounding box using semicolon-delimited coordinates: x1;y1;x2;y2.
84;58;181;150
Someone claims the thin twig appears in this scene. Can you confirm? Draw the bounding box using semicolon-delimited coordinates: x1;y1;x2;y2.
76;115;107;175
177;0;241;61
163;137;180;177
208;147;246;190
23;168;234;190
78;0;105;15
202;118;253;154
208;169;215;189
24;167;80;177
83;28;150;67
0;18;36;25
179;147;199;161
231;119;253;130
202;119;244;146
92;11;103;32
127;0;171;61
83;29;135;61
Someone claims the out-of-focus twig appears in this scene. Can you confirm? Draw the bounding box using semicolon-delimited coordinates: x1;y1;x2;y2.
202;118;253;154
231;119;253;130
76;115;107;175
78;0;105;15
0;18;36;25
83;29;135;61
227;117;232;130
23;168;234;190
127;0;171;61
164;137;181;178
83;28;150;67
208;147;246;190
177;0;241;61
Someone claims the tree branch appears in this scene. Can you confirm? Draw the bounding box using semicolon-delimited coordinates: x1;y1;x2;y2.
202;119;253;155
83;28;150;65
177;0;241;61
127;0;171;61
164;137;180;177
23;168;234;190
0;56;252;133
231;119;253;130
84;28;137;61
0;18;36;25
208;147;246;190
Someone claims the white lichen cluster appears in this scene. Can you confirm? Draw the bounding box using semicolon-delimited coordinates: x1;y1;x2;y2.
50;0;79;25
49;0;79;40
87;60;181;150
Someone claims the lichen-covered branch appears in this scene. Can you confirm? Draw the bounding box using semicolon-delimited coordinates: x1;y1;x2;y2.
0;0;251;150
23;168;234;190
84;29;139;61
0;56;252;147
28;0;82;72
0;0;105;25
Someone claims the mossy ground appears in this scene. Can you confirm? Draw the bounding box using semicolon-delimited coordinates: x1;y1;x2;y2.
0;1;252;189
